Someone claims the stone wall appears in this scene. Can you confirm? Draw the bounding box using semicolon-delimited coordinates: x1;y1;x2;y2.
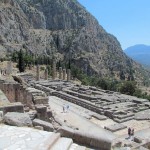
0;81;34;108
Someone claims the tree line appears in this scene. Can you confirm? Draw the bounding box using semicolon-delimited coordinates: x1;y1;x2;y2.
8;49;150;101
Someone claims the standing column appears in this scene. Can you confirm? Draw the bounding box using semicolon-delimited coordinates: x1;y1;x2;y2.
59;67;63;80
44;69;48;80
63;69;66;80
29;64;32;70
67;69;71;81
52;60;56;80
7;61;13;75
36;65;40;81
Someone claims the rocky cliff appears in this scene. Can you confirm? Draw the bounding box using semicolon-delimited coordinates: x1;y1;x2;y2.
0;0;149;83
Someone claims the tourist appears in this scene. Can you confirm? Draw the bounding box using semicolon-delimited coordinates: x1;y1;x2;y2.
131;128;134;136
128;127;131;138
63;105;65;113
67;105;69;112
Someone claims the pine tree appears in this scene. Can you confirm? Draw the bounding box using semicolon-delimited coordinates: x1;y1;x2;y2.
18;49;25;72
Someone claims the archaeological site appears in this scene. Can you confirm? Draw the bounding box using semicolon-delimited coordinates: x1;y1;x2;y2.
0;60;149;150
0;0;150;150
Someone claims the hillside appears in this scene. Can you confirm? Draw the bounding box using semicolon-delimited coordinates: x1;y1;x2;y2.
124;44;150;68
0;0;150;84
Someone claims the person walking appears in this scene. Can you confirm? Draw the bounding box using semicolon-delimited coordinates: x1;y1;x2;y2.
128;127;131;138
131;128;134;136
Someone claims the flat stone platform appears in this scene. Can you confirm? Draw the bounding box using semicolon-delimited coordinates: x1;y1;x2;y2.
0;124;53;150
0;124;94;150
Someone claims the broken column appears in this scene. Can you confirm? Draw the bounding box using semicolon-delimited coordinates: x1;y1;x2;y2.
7;61;13;75
67;69;71;81
36;65;40;81
44;69;48;80
59;67;63;80
63;69;66;80
52;60;56;80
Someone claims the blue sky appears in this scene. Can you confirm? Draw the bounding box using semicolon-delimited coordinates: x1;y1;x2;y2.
78;0;150;49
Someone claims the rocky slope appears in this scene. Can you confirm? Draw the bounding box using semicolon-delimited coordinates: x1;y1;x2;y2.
0;0;149;83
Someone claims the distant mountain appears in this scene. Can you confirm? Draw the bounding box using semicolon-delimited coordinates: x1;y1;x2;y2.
124;44;150;67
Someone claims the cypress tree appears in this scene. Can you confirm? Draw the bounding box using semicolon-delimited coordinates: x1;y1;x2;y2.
18;49;25;72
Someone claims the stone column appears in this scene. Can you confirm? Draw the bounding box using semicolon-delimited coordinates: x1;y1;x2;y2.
44;69;48;80
7;61;13;75
29;64;32;70
52;60;56;80
63;69;66;80
36;65;40;81
67;69;71;81
59;67;63;80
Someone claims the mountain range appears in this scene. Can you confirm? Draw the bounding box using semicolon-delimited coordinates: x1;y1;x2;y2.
0;0;149;83
124;44;150;68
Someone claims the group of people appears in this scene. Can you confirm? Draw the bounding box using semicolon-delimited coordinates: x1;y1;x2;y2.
63;104;69;113
128;127;134;138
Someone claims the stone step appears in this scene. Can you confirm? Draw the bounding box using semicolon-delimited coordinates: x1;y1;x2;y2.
35;133;60;150
69;143;87;150
114;116;135;123
51;137;73;150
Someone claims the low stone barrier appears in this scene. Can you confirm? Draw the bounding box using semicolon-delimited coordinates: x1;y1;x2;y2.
57;126;113;150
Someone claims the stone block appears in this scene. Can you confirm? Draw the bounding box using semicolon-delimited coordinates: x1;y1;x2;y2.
92;113;107;120
135;109;150;120
47;109;53;118
34;126;44;130
0;102;24;114
33;96;48;105
4;112;32;127
33;119;54;132
134;136;143;143
27;110;37;120
104;123;127;132
35;105;47;120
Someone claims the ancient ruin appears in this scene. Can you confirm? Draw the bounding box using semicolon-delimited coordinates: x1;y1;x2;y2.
0;61;150;150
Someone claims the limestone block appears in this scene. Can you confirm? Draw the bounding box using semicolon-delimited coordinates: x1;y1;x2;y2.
104;123;127;132
57;126;75;139
47;109;53;118
34;125;44;130
33;119;54;132
27;110;37;120
33;96;48;105
134;136;143;143
4;112;32;127
57;126;112;150
73;130;91;146
0;102;24;114
35;105;47;120
92;113;107;120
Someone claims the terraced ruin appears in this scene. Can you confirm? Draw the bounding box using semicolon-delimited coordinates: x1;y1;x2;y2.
0;61;150;150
